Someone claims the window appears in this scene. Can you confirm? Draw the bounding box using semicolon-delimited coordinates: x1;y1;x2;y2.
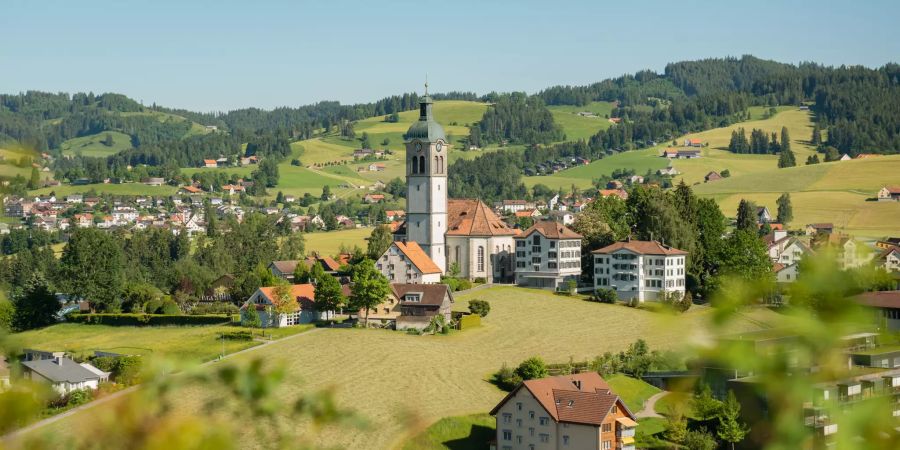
477;246;485;272
539;433;549;443
601;440;611;450
539;417;549;425
516;418;522;427
563;435;570;445
502;430;512;441
602;423;611;432
516;402;522;411
529;427;534;436
529;411;535;419
418;155;425;173
502;413;512;423
516;436;522;444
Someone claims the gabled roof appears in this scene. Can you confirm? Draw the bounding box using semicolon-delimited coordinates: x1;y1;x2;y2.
517;220;582;240
203;159;217;165
883;186;900;194
447;199;516;236
391;283;452;306
245;284;316;311
489;372;635;426
392;241;442;274
592;240;687;255
22;357;104;383
854;291;900;309
180;185;202;193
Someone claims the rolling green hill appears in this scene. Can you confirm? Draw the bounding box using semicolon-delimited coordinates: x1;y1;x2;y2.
60;131;133;157
547;101;616;142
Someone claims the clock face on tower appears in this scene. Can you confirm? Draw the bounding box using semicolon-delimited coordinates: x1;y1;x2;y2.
436;142;443;152
415;142;423;152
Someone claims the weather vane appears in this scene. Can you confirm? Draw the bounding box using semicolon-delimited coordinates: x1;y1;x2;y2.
425;74;428;96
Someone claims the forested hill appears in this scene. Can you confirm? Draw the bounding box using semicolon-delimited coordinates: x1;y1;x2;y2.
537;56;900;155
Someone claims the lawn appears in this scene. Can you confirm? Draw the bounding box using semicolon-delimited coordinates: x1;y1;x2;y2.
654;391;693;417
59;131;133;158
25;287;771;449
30;183;178;197
606;374;661;413
303;227;373;256
403;413;495;450
5;323;307;363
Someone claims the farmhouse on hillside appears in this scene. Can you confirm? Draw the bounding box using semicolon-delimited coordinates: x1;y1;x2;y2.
513;220;582;290
392;283;453;331
592;240;687;303
490;372;638;450
877;186;900;201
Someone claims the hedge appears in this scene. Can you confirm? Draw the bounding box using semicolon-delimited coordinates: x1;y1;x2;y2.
457;314;481;330
67;313;231;326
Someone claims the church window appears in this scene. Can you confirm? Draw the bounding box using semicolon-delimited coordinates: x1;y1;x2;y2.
455;246;460;264
410;157;417;174
477;246;485;272
419;156;425;173
439;156;444;173
434;156;439;173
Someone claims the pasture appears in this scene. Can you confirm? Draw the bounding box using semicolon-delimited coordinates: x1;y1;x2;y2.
30;183;178;197
524;147;668;190
59;131;133;157
181;166;255;178
547;101;616;142
303;227;372;256
26;287;770;449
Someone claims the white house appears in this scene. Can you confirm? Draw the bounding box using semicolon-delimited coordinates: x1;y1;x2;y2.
377;241;443;284
500;199;534;214
240;284;322;328
514;221;582;290
592;240;687;302
21;354;109;395
546;210;575;226
877;186;900;202
876;246;900;273
774;263;800;283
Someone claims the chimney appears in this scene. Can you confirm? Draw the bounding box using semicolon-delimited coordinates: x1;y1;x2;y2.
573;379;582;390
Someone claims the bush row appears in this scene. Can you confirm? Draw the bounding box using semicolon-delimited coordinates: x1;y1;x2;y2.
67;313;232;326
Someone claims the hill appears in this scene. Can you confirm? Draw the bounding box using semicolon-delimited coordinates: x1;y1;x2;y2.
59;130;133;157
547;101;616;141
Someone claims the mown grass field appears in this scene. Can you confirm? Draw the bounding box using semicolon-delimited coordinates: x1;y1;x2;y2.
28;287;770;449
606;373;662;412
547;101;616;142
303;227;372;256
524;147;669;190
181;165;255;178
30;182;178;197
59;131;132;157
404;413;495;450
0;146;42;179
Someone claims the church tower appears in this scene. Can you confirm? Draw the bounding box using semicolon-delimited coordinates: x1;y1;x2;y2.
404;88;448;273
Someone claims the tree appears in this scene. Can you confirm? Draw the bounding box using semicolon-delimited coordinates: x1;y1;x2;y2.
664;403;689;444
12;274;59;331
717;391;749;450
467;299;491;317
718;230;772;284
780;126;791;154
366;225;393;260
776;193;793;225
320;185;331;201
684;429;718;450
777;146;796;168
312;264;343;320
691;382;723;420
270;281;300;316
58;228;125;311
592;288;617;304
348;259;391;327
292;261;310;283
805;154;820;165
102;133;114;147
811;123;822;146
0;296;13;332
242;301;261;328
515;357;548;380
28;167;40;189
735;199;756;232
823;146;840;162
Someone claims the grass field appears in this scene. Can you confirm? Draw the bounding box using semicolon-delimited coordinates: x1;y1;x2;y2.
606;374;662;413
181;166;255;178
0;146;42;179
524;147;668;190
59;131;132;157
30;182;178;197
653;391;693;417
27;287;770;449
547;101;616;142
303;227;372;256
403;413;495;450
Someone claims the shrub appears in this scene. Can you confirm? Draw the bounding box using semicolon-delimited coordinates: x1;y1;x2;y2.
592;288;617;304
159;299;181;315
515;357;549;381
66;389;93;407
191;302;239;315
467;299;491;317
492;363;523;391
441;325;450;334
473;277;486;284
683;428;717;450
68;314;230;326
90;355;143;386
143;299;163;314
220;330;253;341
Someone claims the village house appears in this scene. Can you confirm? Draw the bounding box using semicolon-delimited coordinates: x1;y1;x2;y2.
875;238;900;250
606;180;623;189
756;206;772;224
20;352;109;395
875;246;900;273
514;209;542;220
514;221;582;290
268;255;342;281
877;186;900;202
764;231;813;281
364;193;385;204
202;159;217;168
627;175;644;184
598;189;628;201
377;241;442;284
385;210;406;221
441;199;517;282
221;184;245;195
143;177;165;186
490;372;637;450
500;199;534;214
592;240;688;303
179;185;203;195
853;291;900;331
704;171;722;182
240;284;319;327
368;162;386;172
684;138;703;147
545;210;575;227
805;223;834;236
392;283;453;331
839;154;852;161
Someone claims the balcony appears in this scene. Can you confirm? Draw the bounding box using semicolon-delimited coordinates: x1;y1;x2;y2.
616;427;636;438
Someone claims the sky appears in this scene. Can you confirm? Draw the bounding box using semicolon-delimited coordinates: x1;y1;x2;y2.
2;0;899;112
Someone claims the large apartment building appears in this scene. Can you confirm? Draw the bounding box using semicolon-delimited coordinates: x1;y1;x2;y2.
490;372;637;450
592;240;687;302
377;241;442;284
514;220;582;290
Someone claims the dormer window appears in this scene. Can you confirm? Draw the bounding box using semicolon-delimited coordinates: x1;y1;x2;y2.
404;293;422;302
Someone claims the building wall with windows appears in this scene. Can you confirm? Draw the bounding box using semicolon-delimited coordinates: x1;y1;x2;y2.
446;235;515;282
592;241;687;302
493;387;600;450
514;230;582;290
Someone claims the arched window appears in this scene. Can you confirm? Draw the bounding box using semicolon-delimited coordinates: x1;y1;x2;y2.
440;156;444;173
410;157;417;174
477;246;485;272
434;156;439;174
418;155;425;174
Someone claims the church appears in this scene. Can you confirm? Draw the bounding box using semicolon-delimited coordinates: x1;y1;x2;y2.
393;91;516;283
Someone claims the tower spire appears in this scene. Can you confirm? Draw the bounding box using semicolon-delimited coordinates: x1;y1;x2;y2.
424;74;428;96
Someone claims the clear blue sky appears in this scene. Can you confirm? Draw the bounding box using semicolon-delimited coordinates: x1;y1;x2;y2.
2;0;898;112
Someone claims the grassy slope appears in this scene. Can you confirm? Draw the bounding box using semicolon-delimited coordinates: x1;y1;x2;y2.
303;227;372;256
524;147;668;190
606;374;662;413
547;101;616;142
30;183;178;197
0;146;43;179
181;166;255;177
32;287;769;449
59;131;133;157
403;413;495;450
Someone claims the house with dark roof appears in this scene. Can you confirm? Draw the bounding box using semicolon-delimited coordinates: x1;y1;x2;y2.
854;291;900;331
21;354;109;395
392;283;453;331
592;240;688;302
490;372;637;450
377;241;442;284
268;256;342;281
805;223;834;236
513;221;583;290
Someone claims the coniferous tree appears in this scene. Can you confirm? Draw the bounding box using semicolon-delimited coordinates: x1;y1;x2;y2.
12;273;59;331
805;154;820;165
776;193;793;225
735;199;757;232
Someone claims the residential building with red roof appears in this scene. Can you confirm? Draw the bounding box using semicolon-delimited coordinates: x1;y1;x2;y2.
377;241;442;284
513;221;583;290
202;159;217;168
592;240;688;302
877;186;900;202
490;372;637;450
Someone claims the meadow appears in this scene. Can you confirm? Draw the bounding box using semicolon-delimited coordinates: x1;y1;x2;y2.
547;101;616;142
303;227;372;256
25;287;770;449
30;183;178;197
181;166;254;178
59;131;133;158
523;147;669;190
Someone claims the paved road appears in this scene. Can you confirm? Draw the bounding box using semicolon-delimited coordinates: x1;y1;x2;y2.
635;391;668;419
0;327;323;443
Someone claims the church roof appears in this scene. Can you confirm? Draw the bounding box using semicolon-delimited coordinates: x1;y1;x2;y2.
447;199;516;237
405;95;446;143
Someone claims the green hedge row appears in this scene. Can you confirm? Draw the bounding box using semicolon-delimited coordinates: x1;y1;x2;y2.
67;313;232;326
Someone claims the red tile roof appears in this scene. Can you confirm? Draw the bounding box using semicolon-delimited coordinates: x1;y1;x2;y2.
592;240;687;255
203;159;217;165
393;241;442;274
180;185;202;194
447;199;516;236
518;220;582;240
598;189;628;200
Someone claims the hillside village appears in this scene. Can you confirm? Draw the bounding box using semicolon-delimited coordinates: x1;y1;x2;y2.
2;54;900;449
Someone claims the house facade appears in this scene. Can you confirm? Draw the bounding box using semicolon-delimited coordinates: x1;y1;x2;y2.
21;355;109;395
592;240;687;302
240;284;320;328
490;372;637;450
377;241;442;284
877;186;900;201
514;221;582;290
392;283;453;331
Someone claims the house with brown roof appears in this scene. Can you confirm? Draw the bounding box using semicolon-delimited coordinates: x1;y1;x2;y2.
179;185;203;195
805;223;834;236
704;171;722;183
392;283;453;331
853;291;900;331
240;284;320;327
513;221;583;290
377;240;442;284
445;199;517;282
268;256;342;281
490;372;637;450
364;193;385;204
598;189;628;201
875;246;900;273
877;186;900;202
592;240;688;302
